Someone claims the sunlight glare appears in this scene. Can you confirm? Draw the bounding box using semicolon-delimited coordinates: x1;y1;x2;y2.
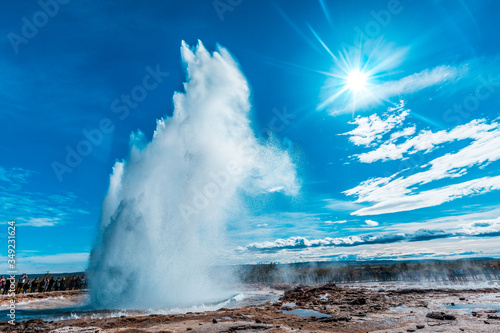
346;70;368;92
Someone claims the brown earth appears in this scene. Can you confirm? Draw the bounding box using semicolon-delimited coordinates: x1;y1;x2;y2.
1;284;500;332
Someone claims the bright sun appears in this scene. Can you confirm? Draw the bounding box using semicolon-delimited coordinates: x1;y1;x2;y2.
345;70;368;92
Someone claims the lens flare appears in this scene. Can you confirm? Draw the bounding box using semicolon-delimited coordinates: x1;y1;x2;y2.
345;70;368;92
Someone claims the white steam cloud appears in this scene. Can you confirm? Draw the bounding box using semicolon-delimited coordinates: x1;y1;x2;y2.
88;41;299;309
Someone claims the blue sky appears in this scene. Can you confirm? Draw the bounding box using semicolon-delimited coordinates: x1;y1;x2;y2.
1;0;500;273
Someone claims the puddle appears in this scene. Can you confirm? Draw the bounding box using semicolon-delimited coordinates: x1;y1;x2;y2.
390;305;407;311
442;303;500;311
281;309;331;318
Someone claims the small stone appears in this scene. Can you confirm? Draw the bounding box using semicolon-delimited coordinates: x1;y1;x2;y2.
407;329;415;332
186;328;192;331
416;325;425;329
459;297;466;300
212;318;217;324
484;320;490;324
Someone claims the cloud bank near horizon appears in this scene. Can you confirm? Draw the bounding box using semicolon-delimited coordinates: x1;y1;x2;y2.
238;217;500;253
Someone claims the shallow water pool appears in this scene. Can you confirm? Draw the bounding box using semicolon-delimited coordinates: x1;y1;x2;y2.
281;309;331;318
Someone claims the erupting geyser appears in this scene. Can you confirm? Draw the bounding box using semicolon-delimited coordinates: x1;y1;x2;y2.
88;41;299;309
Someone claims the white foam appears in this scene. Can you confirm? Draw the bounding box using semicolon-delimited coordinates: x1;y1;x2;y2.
87;41;299;309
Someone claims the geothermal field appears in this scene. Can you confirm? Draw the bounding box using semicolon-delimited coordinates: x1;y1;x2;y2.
2;1;500;332
1;261;500;332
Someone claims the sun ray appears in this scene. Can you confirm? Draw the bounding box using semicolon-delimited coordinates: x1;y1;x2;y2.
316;35;408;116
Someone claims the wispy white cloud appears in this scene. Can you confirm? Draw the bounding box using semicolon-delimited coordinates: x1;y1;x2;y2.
370;65;465;103
383;207;500;234
342;103;409;146
25;253;88;274
17;217;61;227
23;252;90;265
352;175;500;215
355;118;499;163
343;104;500;215
460;217;500;236
323;198;363;211
365;219;379;226
0;252;90;274
0;166;36;190
325;220;347;224
319;39;468;115
322;64;465;115
0;165;88;227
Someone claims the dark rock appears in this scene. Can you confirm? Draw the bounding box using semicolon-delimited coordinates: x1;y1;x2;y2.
416;325;425;329
319;315;351;322
350;297;366;305
459;297;466;300
426;312;456;320
212;318;218;324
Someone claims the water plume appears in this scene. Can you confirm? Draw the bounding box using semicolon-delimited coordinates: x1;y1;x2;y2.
88;41;299;309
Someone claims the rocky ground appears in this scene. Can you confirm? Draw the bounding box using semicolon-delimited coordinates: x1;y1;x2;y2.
0;290;86;307
1;283;500;332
